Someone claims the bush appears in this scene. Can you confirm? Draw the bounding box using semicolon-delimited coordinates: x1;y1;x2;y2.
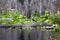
0;11;52;25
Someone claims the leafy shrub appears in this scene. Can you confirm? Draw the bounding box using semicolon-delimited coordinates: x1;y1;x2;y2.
0;11;51;25
50;14;60;24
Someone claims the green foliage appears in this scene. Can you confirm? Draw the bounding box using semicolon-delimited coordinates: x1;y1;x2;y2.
50;14;60;24
1;11;60;36
54;28;60;34
0;11;52;25
0;11;35;25
26;26;31;32
49;14;60;34
31;12;51;24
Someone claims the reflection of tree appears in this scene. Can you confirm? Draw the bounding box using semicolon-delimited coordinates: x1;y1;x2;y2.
18;0;25;5
0;0;60;15
56;0;60;11
0;0;7;13
0;6;4;13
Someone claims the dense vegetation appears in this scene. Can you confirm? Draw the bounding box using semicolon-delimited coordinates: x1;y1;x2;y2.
0;11;52;25
0;11;60;31
0;11;60;40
